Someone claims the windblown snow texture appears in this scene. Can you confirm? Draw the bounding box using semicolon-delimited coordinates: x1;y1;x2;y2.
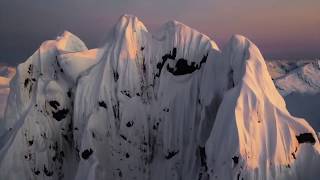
0;15;319;180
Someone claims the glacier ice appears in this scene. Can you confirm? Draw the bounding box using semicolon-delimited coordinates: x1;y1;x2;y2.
0;15;319;180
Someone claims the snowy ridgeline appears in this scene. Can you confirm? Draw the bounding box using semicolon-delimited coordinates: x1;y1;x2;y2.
266;60;320;131
0;15;319;180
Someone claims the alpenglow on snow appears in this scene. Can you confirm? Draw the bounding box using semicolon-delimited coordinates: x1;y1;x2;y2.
0;15;319;180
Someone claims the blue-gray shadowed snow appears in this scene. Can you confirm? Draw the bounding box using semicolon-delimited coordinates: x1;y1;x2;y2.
0;15;320;180
285;93;320;131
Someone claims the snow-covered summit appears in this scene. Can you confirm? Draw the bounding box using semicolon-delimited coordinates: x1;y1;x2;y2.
0;31;90;180
0;15;319;180
206;35;320;180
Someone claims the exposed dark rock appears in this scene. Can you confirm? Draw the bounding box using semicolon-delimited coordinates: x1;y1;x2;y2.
67;89;72;98
43;165;53;176
60;151;64;157
81;148;93;160
112;102;120;120
98;101;107;109
153;122;160;130
56;56;64;73
92;132;96;138
166;52;208;76
121;90;131;98
49;100;60;110
126;121;134;127
117;169;122;177
33;168;40;175
165;150;179;159
113;71;119;82
232;156;239;165
27;64;33;74
296;133;316;144
120;134;127;141
52;109;69;121
28;140;33;146
24;78;30;88
199;146;208;171
155;48;177;78
227;69;235;89
163;108;169;112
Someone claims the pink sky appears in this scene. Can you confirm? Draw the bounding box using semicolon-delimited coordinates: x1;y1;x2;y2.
0;0;319;64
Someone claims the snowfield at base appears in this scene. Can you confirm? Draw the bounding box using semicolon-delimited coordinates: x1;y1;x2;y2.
0;15;319;180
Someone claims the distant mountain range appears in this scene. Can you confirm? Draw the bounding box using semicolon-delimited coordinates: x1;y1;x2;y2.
266;60;320;131
0;65;15;118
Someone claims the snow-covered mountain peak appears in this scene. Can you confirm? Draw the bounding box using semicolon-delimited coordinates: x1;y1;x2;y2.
206;34;320;179
0;15;319;180
56;31;88;53
154;18;220;52
117;14;148;30
226;34;285;107
58;48;103;83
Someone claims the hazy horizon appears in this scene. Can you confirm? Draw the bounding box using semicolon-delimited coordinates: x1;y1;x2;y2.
1;0;319;65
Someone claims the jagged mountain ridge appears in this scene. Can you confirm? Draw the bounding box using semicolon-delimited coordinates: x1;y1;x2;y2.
266;60;320;132
267;60;320;95
0;15;319;180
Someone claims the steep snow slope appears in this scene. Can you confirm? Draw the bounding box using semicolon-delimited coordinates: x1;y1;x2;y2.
73;15;319;180
205;36;320;180
0;15;319;180
73;15;220;180
0;31;97;180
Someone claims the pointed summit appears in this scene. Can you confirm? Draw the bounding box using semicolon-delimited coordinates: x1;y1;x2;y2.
0;15;319;180
56;31;88;53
